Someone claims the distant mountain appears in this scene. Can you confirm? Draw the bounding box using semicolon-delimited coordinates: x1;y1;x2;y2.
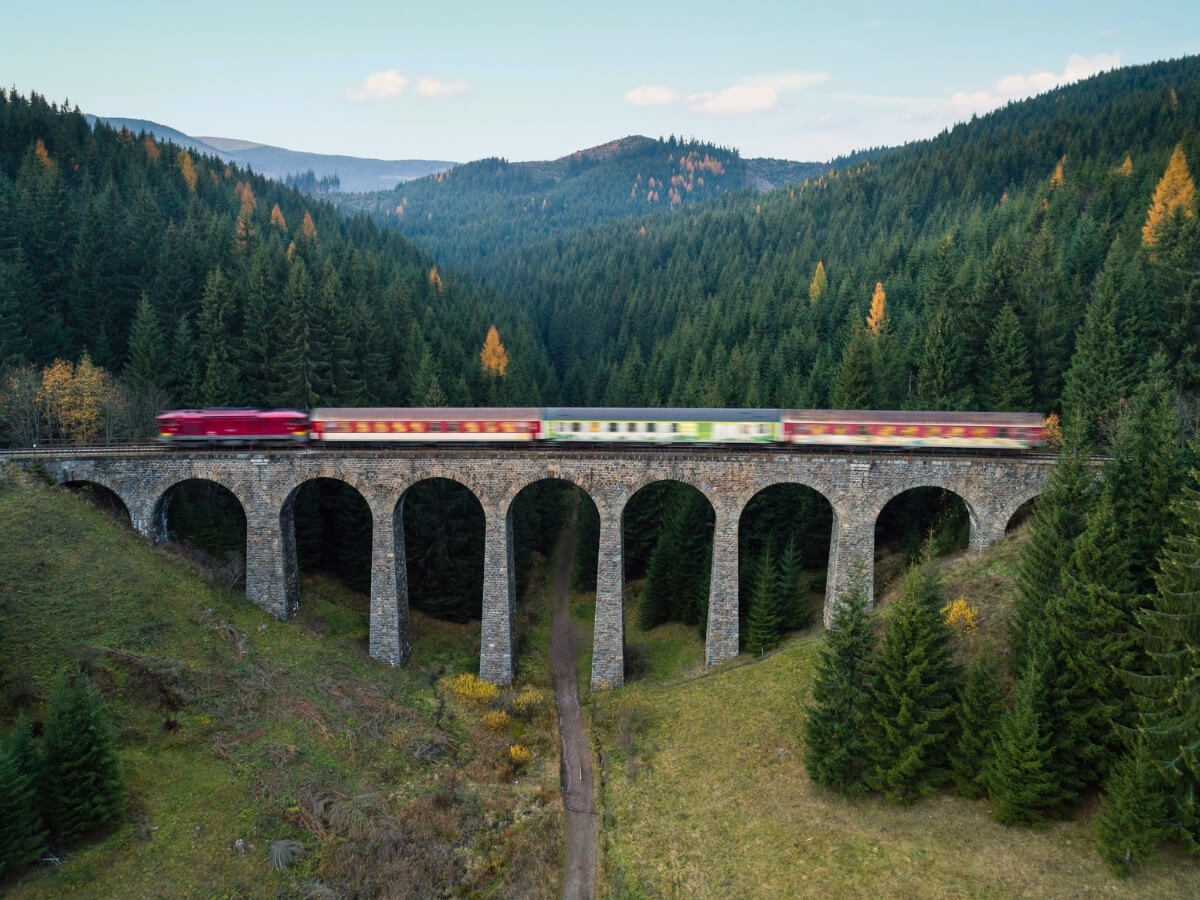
337;134;828;267
85;115;456;192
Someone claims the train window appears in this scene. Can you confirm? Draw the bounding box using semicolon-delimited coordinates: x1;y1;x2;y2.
627;423;636;432
448;422;459;432
647;422;656;433
430;422;441;432
608;422;618;432
572;422;580;432
670;423;678;433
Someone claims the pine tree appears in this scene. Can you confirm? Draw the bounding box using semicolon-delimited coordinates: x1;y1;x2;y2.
982;303;1033;410
911;302;973;411
1095;737;1169;876
0;717;45;875
831;321;874;409
40;670;124;844
986;654;1060;825
1127;464;1200;852
0;258;34;366
949;643;1005;797
1105;356;1183;593
123;293;167;392
744;549;781;655
775;537;811;631
803;578;875;795
866;559;960;801
196;266;239;405
276;257;317;409
1010;434;1098;669
1060;272;1128;446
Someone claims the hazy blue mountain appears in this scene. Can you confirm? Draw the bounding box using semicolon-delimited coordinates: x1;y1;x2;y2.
85;115;456;192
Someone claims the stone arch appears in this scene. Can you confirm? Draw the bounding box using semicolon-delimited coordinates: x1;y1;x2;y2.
736;480;836;641
152;477;249;587
282;476;374;625
62;479;133;528
1000;487;1044;535
872;483;974;599
619;478;717;679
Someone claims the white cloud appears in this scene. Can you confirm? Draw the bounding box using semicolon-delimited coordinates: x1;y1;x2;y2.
345;69;409;102
685;71;829;116
937;52;1120;118
625;85;682;107
416;77;472;98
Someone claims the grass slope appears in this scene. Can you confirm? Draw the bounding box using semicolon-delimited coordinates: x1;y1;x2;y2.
0;467;562;898
590;534;1200;898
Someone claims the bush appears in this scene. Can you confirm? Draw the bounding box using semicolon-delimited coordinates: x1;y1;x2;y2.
448;673;500;705
508;744;532;771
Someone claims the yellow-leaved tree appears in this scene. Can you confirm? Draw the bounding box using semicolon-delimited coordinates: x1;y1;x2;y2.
269;203;287;231
428;266;445;293
176;149;197;192
866;282;887;335
480;326;509;378
35;357;113;444
300;210;318;240
1142;143;1195;247
809;261;827;306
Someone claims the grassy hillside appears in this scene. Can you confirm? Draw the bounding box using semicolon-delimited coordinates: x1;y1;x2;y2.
0;466;562;898
587;534;1200;897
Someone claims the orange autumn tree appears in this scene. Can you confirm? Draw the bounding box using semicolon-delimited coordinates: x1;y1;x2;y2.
35;357;113;443
866;281;887;334
808;260;827;306
176;149;197;192
480;326;509;378
1142;143;1195;247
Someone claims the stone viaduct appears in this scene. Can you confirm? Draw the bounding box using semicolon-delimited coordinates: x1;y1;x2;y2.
12;447;1053;689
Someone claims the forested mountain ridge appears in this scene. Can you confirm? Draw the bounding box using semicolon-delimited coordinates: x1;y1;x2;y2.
0;89;553;427
336;135;826;268
471;56;1200;422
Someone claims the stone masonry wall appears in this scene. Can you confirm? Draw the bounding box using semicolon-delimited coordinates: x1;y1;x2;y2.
13;447;1053;689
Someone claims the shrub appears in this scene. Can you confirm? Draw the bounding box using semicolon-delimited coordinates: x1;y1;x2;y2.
483;710;510;733
449;673;500;705
510;688;548;720
508;744;532;770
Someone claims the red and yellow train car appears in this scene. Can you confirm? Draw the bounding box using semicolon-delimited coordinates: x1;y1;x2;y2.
781;410;1046;449
308;408;542;442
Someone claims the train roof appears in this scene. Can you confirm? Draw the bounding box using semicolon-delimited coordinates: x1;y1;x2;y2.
545;407;780;421
157;408;306;419
781;409;1045;425
310;407;541;421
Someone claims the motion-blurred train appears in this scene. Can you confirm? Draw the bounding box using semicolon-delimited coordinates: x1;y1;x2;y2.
156;407;1048;450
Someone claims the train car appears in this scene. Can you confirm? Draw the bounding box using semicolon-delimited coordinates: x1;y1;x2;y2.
309;408;542;442
780;410;1046;449
542;407;781;443
157;408;310;444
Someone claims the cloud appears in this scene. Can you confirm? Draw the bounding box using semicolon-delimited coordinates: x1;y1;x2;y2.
937;52;1120;118
624;85;682;107
416;77;471;98
346;71;472;102
346;70;409;102
686;83;779;115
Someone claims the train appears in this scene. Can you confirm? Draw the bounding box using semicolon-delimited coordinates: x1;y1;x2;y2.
156;407;1048;450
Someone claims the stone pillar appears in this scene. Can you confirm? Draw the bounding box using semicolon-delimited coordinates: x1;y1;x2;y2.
368;497;411;668
480;501;516;685
244;493;299;619
129;494;166;543
705;502;740;667
968;506;1007;554
824;508;876;626
591;503;626;690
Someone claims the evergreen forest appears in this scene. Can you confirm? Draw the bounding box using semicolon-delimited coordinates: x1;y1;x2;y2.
2;54;1200;876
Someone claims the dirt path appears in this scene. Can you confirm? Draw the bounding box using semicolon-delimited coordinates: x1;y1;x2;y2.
550;506;598;900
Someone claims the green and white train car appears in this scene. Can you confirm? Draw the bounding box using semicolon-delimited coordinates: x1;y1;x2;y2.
542;407;780;443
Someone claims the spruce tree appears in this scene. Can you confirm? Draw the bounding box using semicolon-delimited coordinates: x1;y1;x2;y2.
1010;433;1098;669
40;670;124;845
1095;737;1169;876
1060;271;1127;447
123;293;167;392
986;654;1061;825
196;265;240;406
830;320;874;409
0;719;45;875
981;303;1033;411
910;302;973;411
1127;463;1200;852
744;550;781;655
949;643;1005;797
866;559;960;802
775;537;811;631
803;579;875;795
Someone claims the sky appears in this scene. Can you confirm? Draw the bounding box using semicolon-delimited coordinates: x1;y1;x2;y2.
3;1;1199;164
